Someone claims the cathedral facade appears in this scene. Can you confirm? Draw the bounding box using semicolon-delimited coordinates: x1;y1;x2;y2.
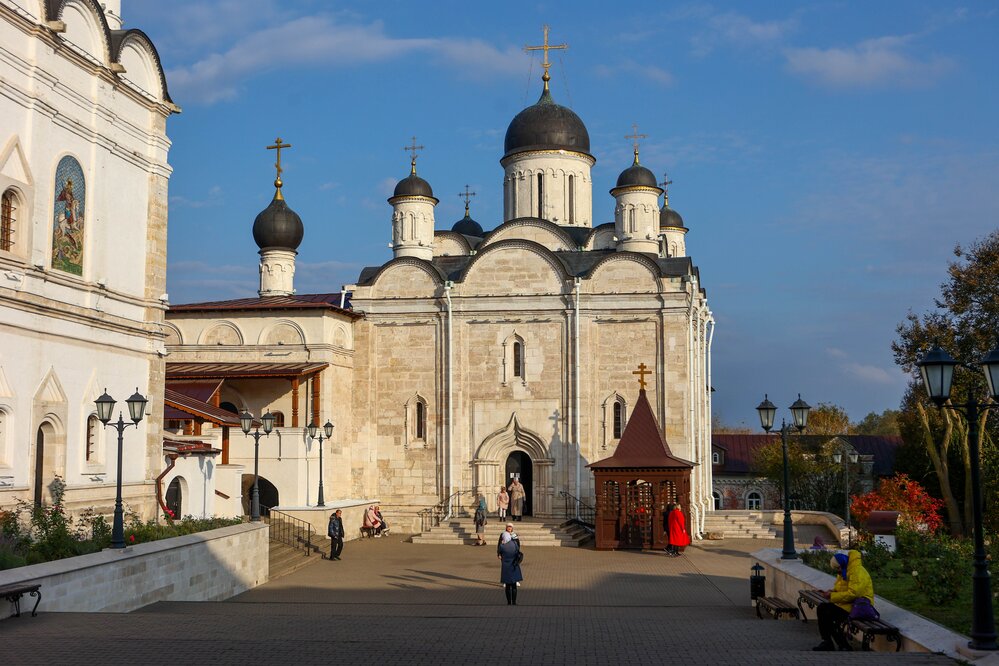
165;60;714;532
0;0;175;516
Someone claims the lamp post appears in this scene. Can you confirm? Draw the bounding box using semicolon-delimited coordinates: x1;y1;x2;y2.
240;410;275;522
916;342;999;651
756;393;811;560
94;388;148;549
307;420;334;507
831;446;859;540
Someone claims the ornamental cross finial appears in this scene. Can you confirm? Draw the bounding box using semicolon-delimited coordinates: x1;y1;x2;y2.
458;185;477;215
660;171;673;202
633;363;651;390
524;25;568;90
403;136;425;174
266;137;292;199
625;123;647;165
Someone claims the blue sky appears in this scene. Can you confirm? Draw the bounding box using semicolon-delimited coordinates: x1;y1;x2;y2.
127;1;999;429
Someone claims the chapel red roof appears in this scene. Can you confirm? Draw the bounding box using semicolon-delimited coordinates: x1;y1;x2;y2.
589;389;694;469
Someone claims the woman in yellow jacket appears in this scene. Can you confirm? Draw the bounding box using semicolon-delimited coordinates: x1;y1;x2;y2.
813;550;874;651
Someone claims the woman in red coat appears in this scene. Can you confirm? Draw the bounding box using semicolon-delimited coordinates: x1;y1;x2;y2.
665;504;691;557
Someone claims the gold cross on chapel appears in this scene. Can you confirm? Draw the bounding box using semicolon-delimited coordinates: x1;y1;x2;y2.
403;136;424;174
458;185;477;216
524;25;568;89
660;171;673;202
625;123;647;164
633;363;651;390
266;137;292;199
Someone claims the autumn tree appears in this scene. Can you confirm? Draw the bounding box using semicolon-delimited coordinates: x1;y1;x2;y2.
893;230;999;536
853;409;901;436
806;403;852;436
750;437;846;514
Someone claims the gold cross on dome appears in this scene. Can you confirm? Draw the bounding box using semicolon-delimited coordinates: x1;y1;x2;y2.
266;137;292;198
458;185;477;215
633;363;651;390
660;171;673;201
403;136;425;174
625;123;647;164
524;25;568;87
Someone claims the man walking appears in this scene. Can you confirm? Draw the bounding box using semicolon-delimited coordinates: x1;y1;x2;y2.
328;509;344;560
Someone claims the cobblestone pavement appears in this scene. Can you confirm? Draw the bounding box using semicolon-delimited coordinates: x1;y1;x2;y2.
0;534;955;665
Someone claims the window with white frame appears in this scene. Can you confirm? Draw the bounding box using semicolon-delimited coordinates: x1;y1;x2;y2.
746;491;762;510
1;189;16;252
613;399;626;439
503;333;527;385
712;491;722;510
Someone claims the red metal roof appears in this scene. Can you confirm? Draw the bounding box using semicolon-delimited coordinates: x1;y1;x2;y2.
166;362;328;379
589;390;694;469
163;438;221;455
169;293;361;318
711;434;902;476
163;388;241;426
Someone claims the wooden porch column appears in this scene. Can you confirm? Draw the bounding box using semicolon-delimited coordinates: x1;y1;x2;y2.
194;420;203;436
311;373;320;426
222;425;230;465
291;378;300;428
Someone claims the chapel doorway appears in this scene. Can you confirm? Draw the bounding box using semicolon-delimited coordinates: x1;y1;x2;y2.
242;475;279;516
166;477;183;518
505;451;533;517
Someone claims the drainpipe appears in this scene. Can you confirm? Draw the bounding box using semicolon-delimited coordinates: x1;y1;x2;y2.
705;310;715;528
444;281;454;518
686;284;700;537
573;277;581;520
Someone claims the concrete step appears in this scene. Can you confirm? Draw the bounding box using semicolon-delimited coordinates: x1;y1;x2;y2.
411;519;591;547
703;512;778;539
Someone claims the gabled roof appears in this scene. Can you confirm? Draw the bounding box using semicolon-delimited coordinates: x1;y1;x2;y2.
163;388;241;427
169;293;360;318
589;389;694;469
166;362;328;380
163;438;221;456
711;433;902;477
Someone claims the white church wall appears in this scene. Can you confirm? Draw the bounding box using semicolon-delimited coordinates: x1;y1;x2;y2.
478;220;573;252
502;151;593;226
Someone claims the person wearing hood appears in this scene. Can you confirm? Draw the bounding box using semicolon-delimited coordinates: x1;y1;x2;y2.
474;496;488;546
497;523;523;605
813;550;875;651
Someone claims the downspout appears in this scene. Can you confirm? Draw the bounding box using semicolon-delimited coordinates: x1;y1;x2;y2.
706;310;715;525
156;452;180;519
444;281;454;518
686;283;700;537
573;277;581;520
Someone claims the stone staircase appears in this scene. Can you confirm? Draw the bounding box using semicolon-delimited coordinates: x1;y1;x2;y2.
411;518;592;547
265;516;329;580
702;510;778;540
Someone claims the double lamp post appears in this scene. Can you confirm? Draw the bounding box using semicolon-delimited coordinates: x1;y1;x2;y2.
755;393;811;560
240;409;275;522
94;388;148;550
916;342;998;651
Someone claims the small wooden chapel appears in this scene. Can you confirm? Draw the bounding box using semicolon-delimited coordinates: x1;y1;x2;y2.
589;365;695;550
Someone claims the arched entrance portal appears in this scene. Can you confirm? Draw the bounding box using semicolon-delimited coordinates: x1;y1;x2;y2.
505;451;533;517
241;475;279;516
166;477;183;518
472;414;554;517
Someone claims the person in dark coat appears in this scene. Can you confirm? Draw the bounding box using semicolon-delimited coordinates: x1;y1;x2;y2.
497;523;523;605
327;509;344;560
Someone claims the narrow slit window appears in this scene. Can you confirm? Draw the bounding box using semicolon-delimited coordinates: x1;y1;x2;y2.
613;401;625;439
416;401;426;439
568;175;575;224
86;415;97;462
513;341;524;378
0;190;14;252
537;174;544;218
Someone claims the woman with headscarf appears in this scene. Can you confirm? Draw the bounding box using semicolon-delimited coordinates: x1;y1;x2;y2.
812;549;874;651
666;503;690;556
474;496;488;546
508;479;526;522
497;486;510;520
496;523;523;605
363;504;382;537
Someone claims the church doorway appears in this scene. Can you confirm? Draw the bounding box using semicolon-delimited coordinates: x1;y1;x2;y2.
505;451;533;517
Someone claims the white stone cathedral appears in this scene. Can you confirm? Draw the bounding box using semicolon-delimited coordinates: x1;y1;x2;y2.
164;45;715;533
0;0;175;517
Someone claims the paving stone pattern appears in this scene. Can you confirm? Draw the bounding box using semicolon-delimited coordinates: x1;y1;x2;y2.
0;535;955;665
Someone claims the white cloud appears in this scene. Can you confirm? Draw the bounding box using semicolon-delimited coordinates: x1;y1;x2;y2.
169;185;223;209
843;362;904;385
783;35;955;89
165;15;525;104
826;347;848;359
690;10;797;57
595;61;674;87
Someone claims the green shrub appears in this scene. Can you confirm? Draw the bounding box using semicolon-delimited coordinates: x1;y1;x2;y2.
860;539;894;577
911;542;966;605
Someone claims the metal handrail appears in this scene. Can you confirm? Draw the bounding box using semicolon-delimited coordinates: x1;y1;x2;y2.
418;490;472;532
266;507;316;557
559;490;596;528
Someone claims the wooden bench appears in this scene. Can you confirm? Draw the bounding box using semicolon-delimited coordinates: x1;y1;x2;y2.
0;583;41;618
797;589;901;652
755;596;800;620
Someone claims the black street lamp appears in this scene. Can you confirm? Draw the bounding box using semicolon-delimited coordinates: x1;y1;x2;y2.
307;420;334;507
95;388;148;549
917;342;999;651
240;410;275;522
831;446;859;538
756;393;810;560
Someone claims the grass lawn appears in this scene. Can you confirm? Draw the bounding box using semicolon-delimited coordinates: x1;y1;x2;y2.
873;559;974;636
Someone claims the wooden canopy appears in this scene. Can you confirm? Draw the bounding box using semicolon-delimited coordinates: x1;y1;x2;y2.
589;387;694;550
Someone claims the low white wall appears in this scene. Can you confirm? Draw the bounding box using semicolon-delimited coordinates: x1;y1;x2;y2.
0;522;268;618
752;547;968;659
760;510;849;546
273;499;377;540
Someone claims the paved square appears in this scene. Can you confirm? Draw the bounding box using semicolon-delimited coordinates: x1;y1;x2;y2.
0;536;955;664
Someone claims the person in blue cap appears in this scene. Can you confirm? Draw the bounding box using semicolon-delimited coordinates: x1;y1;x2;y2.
812;550;875;651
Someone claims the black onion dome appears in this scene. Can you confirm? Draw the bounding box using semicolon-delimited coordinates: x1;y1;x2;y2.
504;88;591;158
393;173;434;198
252;195;304;250
616;163;658;189
452;213;483;237
660;205;686;229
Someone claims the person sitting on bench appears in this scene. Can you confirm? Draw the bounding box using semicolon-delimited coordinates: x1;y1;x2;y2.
374;505;389;536
812;550;874;651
